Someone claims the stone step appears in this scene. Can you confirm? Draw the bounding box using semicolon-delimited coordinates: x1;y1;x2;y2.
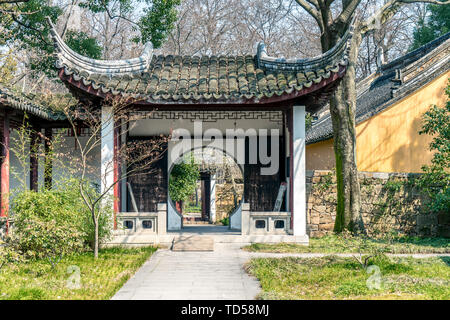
171;236;214;251
183;217;210;224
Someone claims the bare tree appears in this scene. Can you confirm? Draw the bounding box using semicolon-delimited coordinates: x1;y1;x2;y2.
62;98;168;258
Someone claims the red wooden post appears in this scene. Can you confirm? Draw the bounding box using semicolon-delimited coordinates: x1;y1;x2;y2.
30;126;40;191
113;122;120;229
1;114;10;230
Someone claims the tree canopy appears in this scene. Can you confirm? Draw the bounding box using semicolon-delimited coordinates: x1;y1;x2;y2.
169;159;200;203
411;3;450;50
0;0;180;77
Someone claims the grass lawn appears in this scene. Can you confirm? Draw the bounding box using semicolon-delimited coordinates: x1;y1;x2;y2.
246;256;450;300
0;246;156;300
244;235;450;254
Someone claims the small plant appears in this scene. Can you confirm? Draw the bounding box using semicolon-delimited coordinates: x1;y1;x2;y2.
340;230;388;270
219;217;229;226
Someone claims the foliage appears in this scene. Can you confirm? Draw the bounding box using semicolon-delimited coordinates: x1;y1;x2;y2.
79;0;180;48
7;180;113;263
0;52;17;84
184;202;201;213
0;243;24;269
417;82;450;214
247;256;450;300
7;217;84;267
411;4;450;50
0;246;156;300
65;30;103;59
62;179;114;249
1;0;178;77
135;0;181;48
219;217;229;226
169;158;200;202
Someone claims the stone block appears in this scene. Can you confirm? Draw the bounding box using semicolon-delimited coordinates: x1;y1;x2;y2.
315;205;327;213
373;172;389;180
319;223;334;231
310;216;320;225
319;214;333;224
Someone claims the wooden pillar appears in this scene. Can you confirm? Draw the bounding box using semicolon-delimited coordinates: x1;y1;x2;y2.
1;114;10;223
30;126;40;191
44;128;53;189
113;121;121;229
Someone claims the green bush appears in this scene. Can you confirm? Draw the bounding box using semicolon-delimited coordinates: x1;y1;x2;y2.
8;180;113;261
8;217;83;263
169;158;199;202
418;82;450;214
0;242;24;268
220;217;229;226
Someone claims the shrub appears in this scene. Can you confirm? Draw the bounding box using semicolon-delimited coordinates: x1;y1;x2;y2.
9;179;113;261
8;217;83;265
418;82;450;214
220;217;229;226
0;242;24;269
169;157;200;202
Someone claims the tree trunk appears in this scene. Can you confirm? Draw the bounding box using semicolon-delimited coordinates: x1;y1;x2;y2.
94;219;99;259
329;29;366;233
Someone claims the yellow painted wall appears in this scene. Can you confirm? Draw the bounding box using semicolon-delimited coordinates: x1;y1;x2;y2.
306;139;335;170
306;71;449;173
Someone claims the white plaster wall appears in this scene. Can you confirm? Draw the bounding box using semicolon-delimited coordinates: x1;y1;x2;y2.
52;134;101;188
167;198;182;230
229;203;242;230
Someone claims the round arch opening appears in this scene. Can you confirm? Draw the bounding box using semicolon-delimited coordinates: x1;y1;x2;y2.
168;146;244;225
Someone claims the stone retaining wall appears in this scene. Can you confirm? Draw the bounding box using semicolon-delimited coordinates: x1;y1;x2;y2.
306;170;449;238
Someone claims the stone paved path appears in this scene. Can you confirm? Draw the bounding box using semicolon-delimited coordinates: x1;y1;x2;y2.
112;243;261;300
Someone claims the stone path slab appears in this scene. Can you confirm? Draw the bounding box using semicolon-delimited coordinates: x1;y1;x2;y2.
172;236;215;251
112;243;260;300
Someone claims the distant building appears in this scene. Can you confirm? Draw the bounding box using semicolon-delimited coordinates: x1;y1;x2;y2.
306;33;450;173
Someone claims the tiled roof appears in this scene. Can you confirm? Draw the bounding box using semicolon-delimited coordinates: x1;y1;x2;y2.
306;32;450;145
0;86;66;121
48;18;353;105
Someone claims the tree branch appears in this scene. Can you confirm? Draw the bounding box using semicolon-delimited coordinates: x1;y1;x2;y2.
295;0;324;32
335;0;361;27
361;0;450;35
